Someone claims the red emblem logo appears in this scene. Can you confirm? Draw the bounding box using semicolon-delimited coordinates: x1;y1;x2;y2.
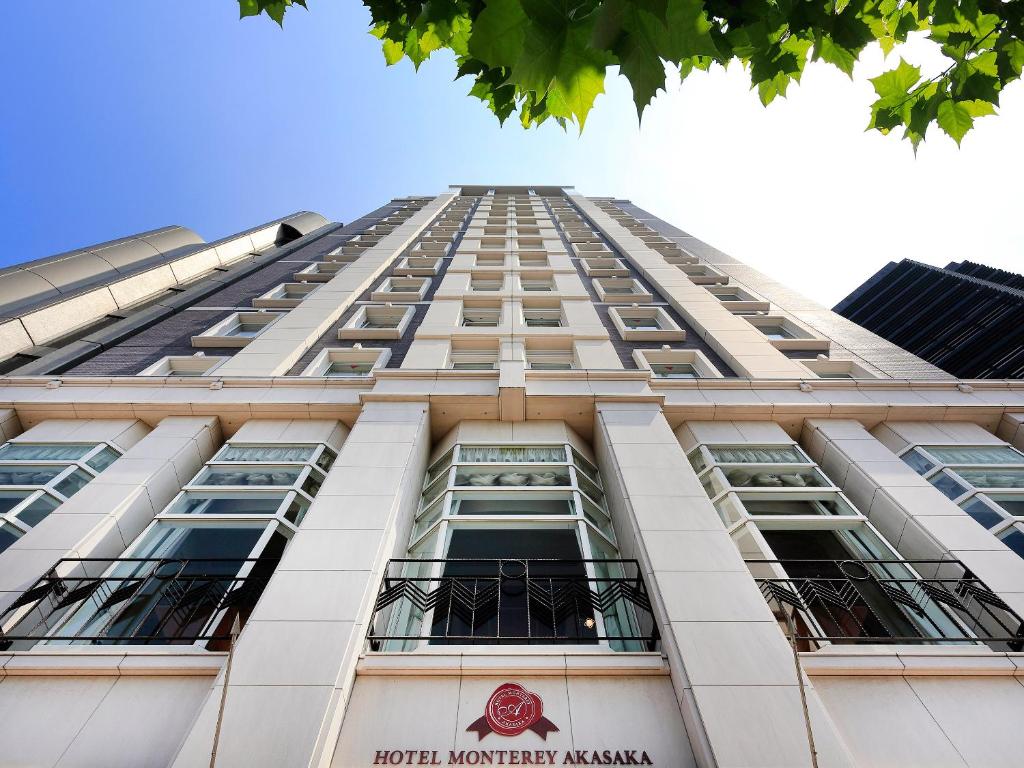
467;683;559;740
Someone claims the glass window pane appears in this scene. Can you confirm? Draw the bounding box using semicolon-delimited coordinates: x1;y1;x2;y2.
0;522;21;555
0;490;33;514
283;495;310;524
986;494;1024;517
999;527;1024;559
709;446;806;464
327;361;373;376
454;466;571;487
0;444;93;461
450;496;575;515
54;469;92;498
954;468;1024;489
426;449;454;483
571;449;599;483
301;471;323;498
194;466;302;487
723;467;828;488
168;493;287;515
0;465;68;486
960;497;1007;528
217;445;315;463
900;450;935;475
127;523;267;570
742;498;855;516
929;471;970;500
927;446;1024;465
14;494;60;527
458;446;567;463
85;446;120;472
650;363;696;378
315;448;336;472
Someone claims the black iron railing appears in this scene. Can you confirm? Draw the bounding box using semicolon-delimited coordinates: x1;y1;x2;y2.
368;558;657;650
748;558;1024;650
0;558;275;650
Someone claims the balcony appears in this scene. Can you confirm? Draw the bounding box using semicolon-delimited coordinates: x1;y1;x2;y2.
0;557;275;650
749;557;1024;651
368;557;657;651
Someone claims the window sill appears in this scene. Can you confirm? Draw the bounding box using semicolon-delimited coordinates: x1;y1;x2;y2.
0;648;226;677
357;650;668;676
799;645;1024;677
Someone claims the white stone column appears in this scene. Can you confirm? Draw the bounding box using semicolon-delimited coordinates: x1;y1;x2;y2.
0;409;22;442
595;403;851;768
803;418;1024;616
170;402;431;768
997;413;1024;452
0;416;220;612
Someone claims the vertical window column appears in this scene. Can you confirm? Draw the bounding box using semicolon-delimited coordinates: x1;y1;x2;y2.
0;417;217;615
169;405;428;768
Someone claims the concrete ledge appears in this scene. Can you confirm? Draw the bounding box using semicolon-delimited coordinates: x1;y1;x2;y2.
356;651;669;676
2;650;226;676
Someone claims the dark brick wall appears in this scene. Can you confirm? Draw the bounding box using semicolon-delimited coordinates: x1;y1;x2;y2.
286;196;482;374
544;199;737;377
64;202;402;376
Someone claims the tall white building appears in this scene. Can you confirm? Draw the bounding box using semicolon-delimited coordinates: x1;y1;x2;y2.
0;186;1023;767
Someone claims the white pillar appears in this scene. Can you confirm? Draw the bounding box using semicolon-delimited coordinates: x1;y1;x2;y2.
596;403;851;768
804;418;1024;616
0;416;220;612
170;402;431;768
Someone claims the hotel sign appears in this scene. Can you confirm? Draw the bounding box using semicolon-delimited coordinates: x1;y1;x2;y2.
372;682;655;766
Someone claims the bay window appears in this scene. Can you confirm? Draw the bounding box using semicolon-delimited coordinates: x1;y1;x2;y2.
373;442;653;651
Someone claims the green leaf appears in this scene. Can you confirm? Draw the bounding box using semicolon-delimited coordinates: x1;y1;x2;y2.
382;38;406;65
937;98;973;144
232;0;1022;145
470;0;529;68
816;35;856;78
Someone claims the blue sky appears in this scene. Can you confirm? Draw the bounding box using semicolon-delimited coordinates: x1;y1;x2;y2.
3;2;1021;306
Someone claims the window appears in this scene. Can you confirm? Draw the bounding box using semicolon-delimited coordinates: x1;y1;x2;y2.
252;283;319;309
633;349;722;380
520;277;554;292
650;363;696;379
800;359;877;380
371;277;430;302
471;276;504;292
193;312;282;348
524;308;562;328
744;316;828;352
475;254;505;267
581;257;629;277
708;286;769;311
610;307;684;341
293;262;345;282
901;443;1024;553
760;325;793;340
462;305;501;327
138;355;227;377
338;305;414;340
0;441;122;555
690;439;979;648
394;256;442;276
518;252;549;267
527;351;575;370
300;347;390;377
677;264;728;285
450;358;497;370
594;278;652;303
37;440;335;648
374;441;651;652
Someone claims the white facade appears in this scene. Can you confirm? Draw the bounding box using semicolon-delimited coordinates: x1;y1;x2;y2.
0;187;1022;767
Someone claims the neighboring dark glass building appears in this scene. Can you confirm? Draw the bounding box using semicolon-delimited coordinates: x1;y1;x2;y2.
835;259;1024;379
